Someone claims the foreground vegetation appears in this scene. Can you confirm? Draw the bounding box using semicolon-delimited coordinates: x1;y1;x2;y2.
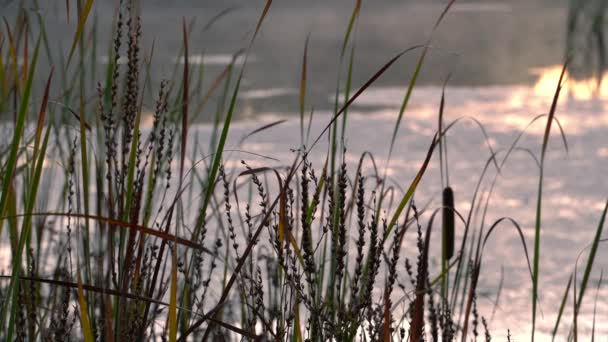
0;0;606;341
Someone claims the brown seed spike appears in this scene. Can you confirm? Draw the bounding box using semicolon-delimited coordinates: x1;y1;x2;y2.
443;186;455;260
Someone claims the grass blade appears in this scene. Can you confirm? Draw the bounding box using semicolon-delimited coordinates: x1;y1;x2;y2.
67;0;94;65
309;45;422;151
77;267;95;342
532;62;568;342
384;134;438;241
300;35;309;145
551;274;573;341
591;270;602;342
2;18;19;94
575;200;608;316
340;0;362;59
5;123;49;340
169;244;178;342
2;212;211;252
387;0;455;161
32;68;53;164
238;119;287;146
253;0;273;41
180;17;189;184
0;37;40;239
189;50;243;124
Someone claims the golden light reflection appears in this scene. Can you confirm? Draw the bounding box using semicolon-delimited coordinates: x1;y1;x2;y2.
597;147;608;157
496;65;608;134
531;65;608;100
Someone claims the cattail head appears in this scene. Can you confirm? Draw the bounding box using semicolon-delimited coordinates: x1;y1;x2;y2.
442;186;455;260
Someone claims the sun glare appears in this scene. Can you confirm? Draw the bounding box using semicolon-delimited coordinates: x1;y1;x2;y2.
532;65;608;100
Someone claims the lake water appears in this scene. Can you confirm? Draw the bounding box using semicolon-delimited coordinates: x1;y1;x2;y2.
3;0;608;340
5;0;573;116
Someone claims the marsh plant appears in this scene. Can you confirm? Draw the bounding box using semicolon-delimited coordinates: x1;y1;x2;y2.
0;0;607;341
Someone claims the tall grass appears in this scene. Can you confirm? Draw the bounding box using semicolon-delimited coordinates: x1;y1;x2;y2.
0;0;606;341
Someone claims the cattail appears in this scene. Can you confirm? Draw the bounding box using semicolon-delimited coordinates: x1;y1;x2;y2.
442;186;455;260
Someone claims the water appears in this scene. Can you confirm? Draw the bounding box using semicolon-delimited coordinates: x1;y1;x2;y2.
3;0;608;339
5;0;571;116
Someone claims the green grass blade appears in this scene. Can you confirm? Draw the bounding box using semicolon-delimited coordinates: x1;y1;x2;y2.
5;124;50;340
340;0;361;59
531;62;568;342
67;0;94;66
180;17;189;184
341;45;355;146
591;270;602;342
32;68;53;166
551;274;573;341
300;35;309;146
384;135;438;241
77;267;95;342
169;245;178;342
0;36;40;244
387;0;455;161
576;200;608;313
